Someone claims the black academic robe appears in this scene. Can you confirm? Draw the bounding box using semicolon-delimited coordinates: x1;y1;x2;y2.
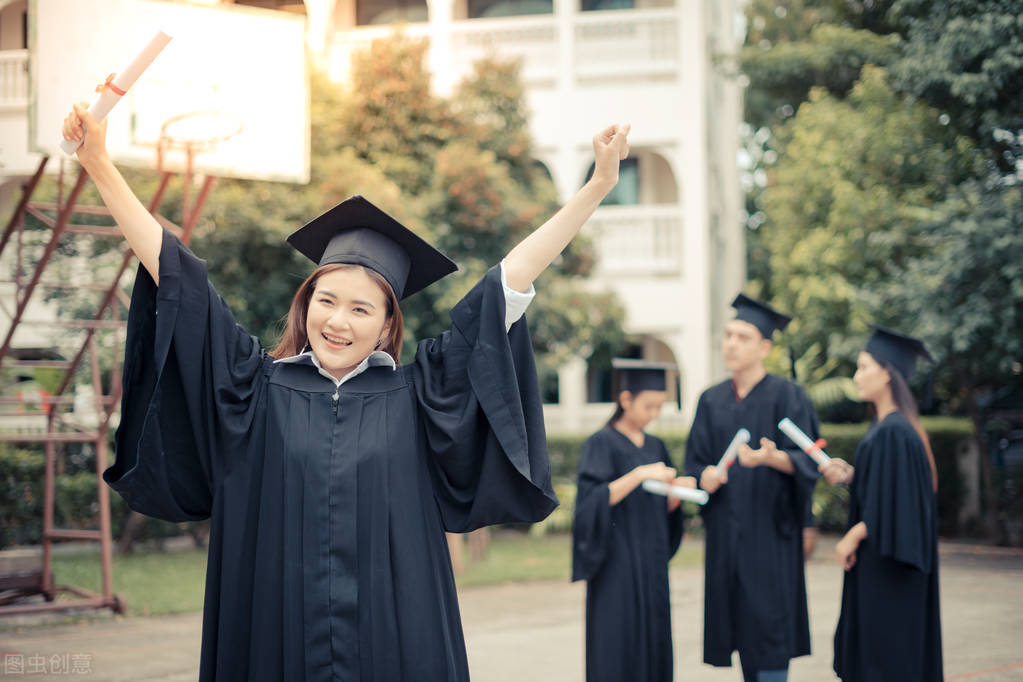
833;412;943;682
104;230;558;681
571;427;685;682
683;374;819;670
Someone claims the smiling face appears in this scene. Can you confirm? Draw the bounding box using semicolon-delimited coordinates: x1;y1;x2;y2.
305;266;392;380
853;351;892;404
722;319;771;373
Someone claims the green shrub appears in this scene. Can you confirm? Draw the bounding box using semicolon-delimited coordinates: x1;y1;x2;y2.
546;417;974;536
0;444;189;549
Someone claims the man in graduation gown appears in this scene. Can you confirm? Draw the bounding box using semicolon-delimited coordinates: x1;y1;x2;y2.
684;295;820;681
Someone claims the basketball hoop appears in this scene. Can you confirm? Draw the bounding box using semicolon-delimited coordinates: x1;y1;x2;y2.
156;110;243;238
158;109;244;158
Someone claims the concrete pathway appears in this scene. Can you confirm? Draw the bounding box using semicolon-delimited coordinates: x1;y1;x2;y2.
2;536;1021;681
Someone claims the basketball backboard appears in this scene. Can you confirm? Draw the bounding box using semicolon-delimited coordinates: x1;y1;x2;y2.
30;0;310;184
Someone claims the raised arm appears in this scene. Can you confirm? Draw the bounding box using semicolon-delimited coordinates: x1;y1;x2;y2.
62;103;163;283
502;124;630;293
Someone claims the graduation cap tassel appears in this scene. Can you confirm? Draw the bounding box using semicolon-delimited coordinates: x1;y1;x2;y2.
789;346;798;382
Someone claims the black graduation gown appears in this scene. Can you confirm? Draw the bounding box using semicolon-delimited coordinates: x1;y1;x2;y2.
571;427;685;682
683;374;819;670
104;230;559;681
833;412;943;682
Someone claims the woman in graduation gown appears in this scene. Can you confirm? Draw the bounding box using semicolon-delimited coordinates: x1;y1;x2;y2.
62;103;631;681
821;326;944;681
572;359;694;682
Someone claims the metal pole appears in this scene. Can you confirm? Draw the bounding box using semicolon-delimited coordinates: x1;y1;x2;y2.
0;156;47;259
0;170;88;363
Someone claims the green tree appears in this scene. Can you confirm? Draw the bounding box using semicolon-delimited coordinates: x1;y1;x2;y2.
196;34;625;384
883;182;1023;539
760;67;981;371
888;0;1023;175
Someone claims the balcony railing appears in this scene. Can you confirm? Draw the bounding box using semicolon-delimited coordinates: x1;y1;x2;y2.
585;204;682;275
573;9;678;79
328;8;679;87
449;15;560;85
0;49;29;109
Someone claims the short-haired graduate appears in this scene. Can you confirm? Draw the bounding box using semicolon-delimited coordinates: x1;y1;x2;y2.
571;359;696;682
821;326;943;681
62;102;631;681
683;294;821;682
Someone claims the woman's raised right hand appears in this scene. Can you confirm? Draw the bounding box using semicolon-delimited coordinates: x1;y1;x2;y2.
62;103;109;170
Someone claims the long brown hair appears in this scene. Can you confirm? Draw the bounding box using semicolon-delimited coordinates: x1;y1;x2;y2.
873;356;938;492
270;263;404;361
605;401;626;429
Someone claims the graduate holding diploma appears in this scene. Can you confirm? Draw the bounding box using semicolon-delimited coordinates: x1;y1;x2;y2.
683;294;820;682
572;359;695;682
825;326;943;682
63;102;631;681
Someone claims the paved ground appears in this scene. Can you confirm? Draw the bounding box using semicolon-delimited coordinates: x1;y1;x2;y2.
2;535;1021;681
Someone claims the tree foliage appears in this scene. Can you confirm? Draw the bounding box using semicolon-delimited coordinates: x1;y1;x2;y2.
761;67;981;364
191;34;623;380
888;0;1023;172
740;1;1023;537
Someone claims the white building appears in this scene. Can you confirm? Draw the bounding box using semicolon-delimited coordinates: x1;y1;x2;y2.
0;0;746;433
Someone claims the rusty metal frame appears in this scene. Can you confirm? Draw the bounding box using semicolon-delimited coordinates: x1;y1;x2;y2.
0;156;216;616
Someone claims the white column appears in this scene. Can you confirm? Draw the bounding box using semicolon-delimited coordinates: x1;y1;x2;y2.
428;0;457;95
549;0;577;202
303;0;338;59
557;353;588;434
675;0;712;418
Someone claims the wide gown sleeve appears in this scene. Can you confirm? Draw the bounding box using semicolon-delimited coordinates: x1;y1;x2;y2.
684;394;714;481
104;230;264;522
413;264;559;532
571;434;614;582
856;422;936;573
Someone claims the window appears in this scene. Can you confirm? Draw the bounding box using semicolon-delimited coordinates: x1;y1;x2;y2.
585;158;639;206
468;0;553;18
587;343;641;403
580;0;634;11
357;0;428;25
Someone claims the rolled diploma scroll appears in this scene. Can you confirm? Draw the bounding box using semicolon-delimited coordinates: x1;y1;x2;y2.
715;428;751;478
59;30;173;155
778;417;831;466
641;480;709;505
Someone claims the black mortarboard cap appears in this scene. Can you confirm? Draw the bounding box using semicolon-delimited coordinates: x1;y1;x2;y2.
731;293;793;339
611;358;681;408
864;325;933;380
287;195;458;300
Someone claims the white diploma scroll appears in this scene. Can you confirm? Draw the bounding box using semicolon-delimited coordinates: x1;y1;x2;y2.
59;30;173;155
715;428;751;478
778;417;831;466
641;480;709;506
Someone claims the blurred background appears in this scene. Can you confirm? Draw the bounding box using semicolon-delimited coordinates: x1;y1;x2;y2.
0;0;1020;620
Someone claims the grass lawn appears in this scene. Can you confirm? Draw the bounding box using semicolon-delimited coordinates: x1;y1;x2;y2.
456;531;703;587
52;547;208;617
37;531;704;619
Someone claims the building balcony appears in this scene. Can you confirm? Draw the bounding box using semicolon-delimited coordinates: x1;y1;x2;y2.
327;7;680;87
585;204;681;276
0;49;43;178
0;49;28;111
